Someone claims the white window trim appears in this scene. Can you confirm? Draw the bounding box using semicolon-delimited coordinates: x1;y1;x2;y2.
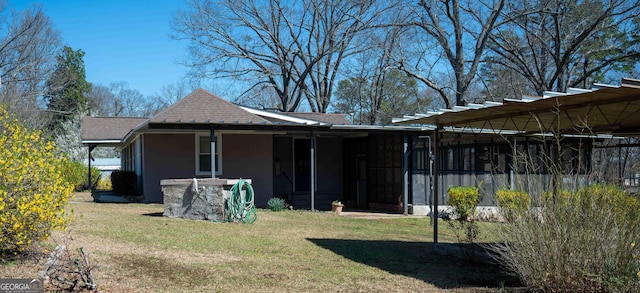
195;133;222;176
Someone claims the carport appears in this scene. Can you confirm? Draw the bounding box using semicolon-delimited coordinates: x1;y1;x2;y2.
394;78;640;243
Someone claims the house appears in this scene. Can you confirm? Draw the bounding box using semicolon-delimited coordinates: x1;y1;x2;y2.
82;89;428;212
82;79;640;218
82;80;640;245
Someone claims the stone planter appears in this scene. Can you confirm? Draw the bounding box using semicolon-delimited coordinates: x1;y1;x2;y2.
160;178;251;221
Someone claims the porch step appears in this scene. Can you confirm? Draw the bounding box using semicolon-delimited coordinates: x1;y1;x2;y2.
92;190;144;203
291;192;332;210
369;202;403;214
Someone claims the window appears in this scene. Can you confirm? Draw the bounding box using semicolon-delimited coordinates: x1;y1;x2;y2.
196;134;222;175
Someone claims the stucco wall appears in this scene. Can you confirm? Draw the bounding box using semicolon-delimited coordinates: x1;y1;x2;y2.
143;133;196;203
221;134;273;207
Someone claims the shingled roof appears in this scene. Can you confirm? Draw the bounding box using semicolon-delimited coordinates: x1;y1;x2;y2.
82;116;147;142
150;88;270;124
82;89;362;145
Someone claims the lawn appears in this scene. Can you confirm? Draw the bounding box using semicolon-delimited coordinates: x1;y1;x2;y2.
1;193;518;292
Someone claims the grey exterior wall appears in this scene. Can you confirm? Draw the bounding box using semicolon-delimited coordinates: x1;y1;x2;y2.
221;134;273;207
142;133;196;203
141;132;274;205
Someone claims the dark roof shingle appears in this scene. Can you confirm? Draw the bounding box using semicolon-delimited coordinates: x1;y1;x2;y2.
149;88;269;124
81;116;147;141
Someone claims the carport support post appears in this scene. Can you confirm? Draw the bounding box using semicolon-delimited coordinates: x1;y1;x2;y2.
310;129;316;211
433;127;440;244
211;127;216;178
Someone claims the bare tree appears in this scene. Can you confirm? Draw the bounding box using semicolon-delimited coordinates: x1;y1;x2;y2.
299;0;388;112
396;0;505;108
86;84;115;115
334;21;430;124
149;80;196;110
172;0;387;112
87;82;156;117
232;85;284;110
0;2;61;129
488;0;640;95
478;60;532;101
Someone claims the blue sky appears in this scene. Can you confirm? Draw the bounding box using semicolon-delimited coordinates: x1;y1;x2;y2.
10;0;189;97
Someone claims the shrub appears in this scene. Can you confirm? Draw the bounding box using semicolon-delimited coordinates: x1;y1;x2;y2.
495;189;530;222
0;106;73;254
491;184;640;292
447;186;481;260
110;170;138;195
96;177;112;190
267;197;285;212
447;186;480;220
60;159;100;191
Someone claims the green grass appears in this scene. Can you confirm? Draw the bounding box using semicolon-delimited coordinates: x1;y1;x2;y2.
2;193;517;292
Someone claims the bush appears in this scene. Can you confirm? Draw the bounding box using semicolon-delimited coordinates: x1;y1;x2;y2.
447;186;480;220
60;159;100;191
110;170;137;195
0;106;73;254
447;186;481;260
96;177;112;190
491;184;640;292
495;189;530;222
267;197;285;212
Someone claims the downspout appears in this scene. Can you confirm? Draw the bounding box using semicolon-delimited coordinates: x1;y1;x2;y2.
403;133;409;215
419;135;433;226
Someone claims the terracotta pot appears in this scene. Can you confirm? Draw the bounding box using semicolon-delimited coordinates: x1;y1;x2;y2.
332;203;344;215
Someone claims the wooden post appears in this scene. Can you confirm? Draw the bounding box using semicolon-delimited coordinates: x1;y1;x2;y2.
211;127;216;178
87;144;96;190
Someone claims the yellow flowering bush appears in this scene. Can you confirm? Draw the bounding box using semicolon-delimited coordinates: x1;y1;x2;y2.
446;186;481;260
0;106;73;254
60;159;100;191
96;177;112;190
447;186;480;221
495;189;530;222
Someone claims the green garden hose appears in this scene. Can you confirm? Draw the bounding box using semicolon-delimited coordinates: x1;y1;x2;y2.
225;179;257;223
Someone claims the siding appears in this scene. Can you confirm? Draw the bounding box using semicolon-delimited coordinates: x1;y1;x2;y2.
221;134;273;207
143;133;196;203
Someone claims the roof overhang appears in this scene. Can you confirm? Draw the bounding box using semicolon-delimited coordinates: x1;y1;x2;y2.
394;78;640;137
82;139;121;145
330;124;434;132
240;106;331;126
81;139;124;148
